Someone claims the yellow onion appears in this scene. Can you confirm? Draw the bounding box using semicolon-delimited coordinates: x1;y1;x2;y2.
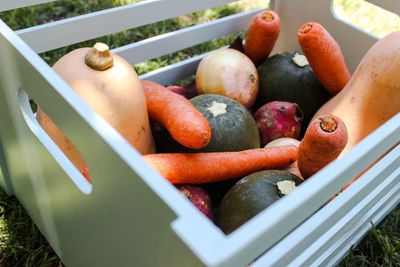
195;48;259;108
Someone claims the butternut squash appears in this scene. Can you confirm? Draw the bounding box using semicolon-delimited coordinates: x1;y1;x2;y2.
313;31;400;155
37;43;155;180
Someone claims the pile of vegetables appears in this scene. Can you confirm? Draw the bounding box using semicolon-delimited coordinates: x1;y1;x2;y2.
37;9;400;235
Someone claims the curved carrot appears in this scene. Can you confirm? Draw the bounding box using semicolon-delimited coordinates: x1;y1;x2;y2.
298;22;351;96
142;80;211;149
297;114;348;179
143;146;297;184
244;9;281;66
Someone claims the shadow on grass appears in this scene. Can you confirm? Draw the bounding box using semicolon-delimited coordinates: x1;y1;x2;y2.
0;190;62;267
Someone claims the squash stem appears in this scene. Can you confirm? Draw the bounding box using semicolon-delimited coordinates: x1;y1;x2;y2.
85;42;113;71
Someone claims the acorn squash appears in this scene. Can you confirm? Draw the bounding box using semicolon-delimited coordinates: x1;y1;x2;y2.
256;52;329;130
217;170;302;234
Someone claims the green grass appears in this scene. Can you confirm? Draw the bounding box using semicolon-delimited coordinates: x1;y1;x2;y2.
340;208;400;267
0;190;62;266
333;0;400;38
0;0;242;71
0;0;399;266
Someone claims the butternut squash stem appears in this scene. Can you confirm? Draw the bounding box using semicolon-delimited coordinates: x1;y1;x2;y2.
319;115;337;132
85;42;113;71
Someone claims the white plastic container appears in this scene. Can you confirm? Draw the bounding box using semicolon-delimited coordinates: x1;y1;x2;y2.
0;0;399;266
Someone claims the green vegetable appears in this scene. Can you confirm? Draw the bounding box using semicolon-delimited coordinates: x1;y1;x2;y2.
256;52;329;132
217;170;302;234
157;94;260;153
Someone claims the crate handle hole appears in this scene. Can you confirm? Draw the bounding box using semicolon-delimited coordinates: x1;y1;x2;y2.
18;89;92;195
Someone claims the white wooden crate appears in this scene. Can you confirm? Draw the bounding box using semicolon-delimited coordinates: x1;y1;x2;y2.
0;0;399;266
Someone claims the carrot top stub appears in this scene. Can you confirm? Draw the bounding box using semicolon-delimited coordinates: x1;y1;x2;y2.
261;10;275;22
297;114;348;179
299;23;313;35
319;115;337;132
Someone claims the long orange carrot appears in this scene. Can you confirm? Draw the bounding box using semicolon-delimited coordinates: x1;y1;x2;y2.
298;22;351;95
297;114;348;179
142;80;211;149
143;146;297;184
244;9;280;66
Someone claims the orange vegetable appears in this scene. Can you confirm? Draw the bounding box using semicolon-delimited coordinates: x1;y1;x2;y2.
316;29;400;196
297;114;348;179
37;43;155;182
141;80;211;150
244;9;281;66
312;31;400;156
81;165;91;183
143;146;297;184
298;22;351;95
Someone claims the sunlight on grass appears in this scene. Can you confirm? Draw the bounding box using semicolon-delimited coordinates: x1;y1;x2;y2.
240;0;400;38
239;0;268;11
333;0;400;38
0;209;10;250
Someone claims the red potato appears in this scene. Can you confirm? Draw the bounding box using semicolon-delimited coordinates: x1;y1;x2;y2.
177;185;213;220
229;35;245;53
254;101;303;146
166;82;198;99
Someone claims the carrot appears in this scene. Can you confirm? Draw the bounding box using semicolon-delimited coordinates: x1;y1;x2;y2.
298;22;351;96
297;114;348;179
141;80;211;149
143;146;297;184
244;9;280;66
80;165;92;183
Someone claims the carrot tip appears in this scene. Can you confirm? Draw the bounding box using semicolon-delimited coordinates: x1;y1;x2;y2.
299;22;314;34
318;115;337;132
261;10;275;22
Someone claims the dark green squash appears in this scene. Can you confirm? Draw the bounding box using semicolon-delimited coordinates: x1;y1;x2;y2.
217;170;302;234
157;94;260;153
256;52;330;131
